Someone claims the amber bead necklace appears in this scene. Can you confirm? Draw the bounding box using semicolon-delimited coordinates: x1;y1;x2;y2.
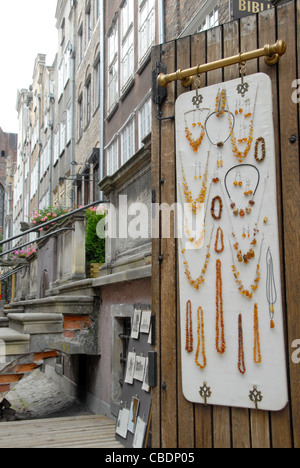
195;306;207;370
254;303;262;364
224;164;260;218
185;300;193;353
180;227;214;291
266;247;277;329
216;259;226;355
215;227;224;254
178;181;206;249
222;172;268;265
184;108;210;153
179;151;210;216
229;234;264;299
238;313;246;375
228;84;259;164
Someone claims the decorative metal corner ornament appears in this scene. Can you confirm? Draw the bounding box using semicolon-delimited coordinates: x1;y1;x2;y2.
237;81;249;98
192;93;203;109
199;382;212;406
249;385;263;410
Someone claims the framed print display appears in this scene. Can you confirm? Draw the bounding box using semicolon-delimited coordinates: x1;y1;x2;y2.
175;73;288;411
115;304;152;448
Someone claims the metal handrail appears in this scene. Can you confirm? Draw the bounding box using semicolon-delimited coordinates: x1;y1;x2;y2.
0;200;107;247
0;228;74;258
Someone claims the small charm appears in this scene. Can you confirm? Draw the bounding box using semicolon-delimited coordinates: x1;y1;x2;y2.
192;74;203;109
237;60;249;97
237;81;249;98
249;385;263;410
199;382;212;406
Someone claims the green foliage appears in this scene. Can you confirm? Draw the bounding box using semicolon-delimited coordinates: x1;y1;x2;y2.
85;208;105;264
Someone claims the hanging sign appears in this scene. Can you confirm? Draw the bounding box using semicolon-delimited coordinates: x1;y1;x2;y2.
232;0;272;19
175;73;288;411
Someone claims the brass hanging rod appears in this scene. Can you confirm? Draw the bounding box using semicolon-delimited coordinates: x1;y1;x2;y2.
157;39;286;88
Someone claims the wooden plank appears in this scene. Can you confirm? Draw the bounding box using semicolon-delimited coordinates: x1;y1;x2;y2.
240;14;258;76
213;406;231;448
159;40;178;449
191;32;207;89
223;21;240;81
258;6;293;450
151;43;163;449
206;26;223;85
231;407;251;448
0;415;123;449
194;405;213;448
277;0;300;449
176;35;195;449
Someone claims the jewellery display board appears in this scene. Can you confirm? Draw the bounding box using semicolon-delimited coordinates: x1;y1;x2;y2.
175;73;288;411
115;304;152;448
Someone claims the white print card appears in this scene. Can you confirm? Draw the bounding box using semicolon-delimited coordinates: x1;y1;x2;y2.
133;417;147;448
175;73;288;411
116;408;130;439
131;309;141;339
124;352;136;385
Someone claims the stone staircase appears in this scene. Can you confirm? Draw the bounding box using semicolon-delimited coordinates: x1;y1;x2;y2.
0;293;97;359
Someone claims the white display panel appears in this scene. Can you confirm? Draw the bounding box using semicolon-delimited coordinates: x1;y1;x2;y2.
175;73;288;411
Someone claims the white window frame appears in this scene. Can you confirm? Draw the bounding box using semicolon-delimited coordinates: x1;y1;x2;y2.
106;137;119;176
138;94;152;148
107;20;119;113
138;0;155;65
179;0;219;37
121;116;135;165
94;54;100;110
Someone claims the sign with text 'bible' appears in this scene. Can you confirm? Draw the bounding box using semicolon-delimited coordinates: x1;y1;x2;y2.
233;0;273;20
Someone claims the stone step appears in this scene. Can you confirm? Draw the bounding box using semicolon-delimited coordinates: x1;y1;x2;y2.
8;313;64;335
0;328;30;356
10;296;93;316
2;307;25;316
0;317;9;328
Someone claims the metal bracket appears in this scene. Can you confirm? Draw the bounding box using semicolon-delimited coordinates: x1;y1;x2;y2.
199;382;212;406
152;61;175;121
249;385;263;410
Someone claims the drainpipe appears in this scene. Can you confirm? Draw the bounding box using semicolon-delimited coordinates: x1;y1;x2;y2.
49;87;54;206
99;0;105;194
158;0;165;44
70;0;77;207
37;94;41;211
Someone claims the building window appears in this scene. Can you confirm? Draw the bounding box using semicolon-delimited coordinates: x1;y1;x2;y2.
78;93;83;139
78;24;83;65
67;103;72;144
107;20;118;114
138;95;151;148
106;138;119;176
86;1;92;46
58;58;64;100
54;128;60;165
86;77;91;126
121;117;135;165
95;0;100;22
138;0;155;65
94;54;100;110
198;7;219;32
121;0;134;92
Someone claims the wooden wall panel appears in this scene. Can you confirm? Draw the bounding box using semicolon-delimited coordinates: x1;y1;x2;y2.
151;0;300;448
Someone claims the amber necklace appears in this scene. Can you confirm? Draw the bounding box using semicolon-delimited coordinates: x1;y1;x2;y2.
184;108;210;153
254;303;262;364
195;306;207;369
228;84;259;163
224;164;260;218
216;259;226;355
185;300;193;353
229;234;264;299
180;227;214;290
178;182;206;249
179;151;210;215
238;313;246;375
222;173;268;265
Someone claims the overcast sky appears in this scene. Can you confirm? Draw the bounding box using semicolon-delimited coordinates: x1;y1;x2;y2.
0;0;58;134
